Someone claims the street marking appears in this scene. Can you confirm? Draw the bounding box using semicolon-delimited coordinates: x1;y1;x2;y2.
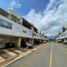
22;45;47;67
49;46;53;67
3;45;47;67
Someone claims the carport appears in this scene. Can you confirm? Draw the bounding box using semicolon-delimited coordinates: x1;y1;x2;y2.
0;35;22;49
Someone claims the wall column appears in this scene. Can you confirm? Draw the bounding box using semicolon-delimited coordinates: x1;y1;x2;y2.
15;37;21;47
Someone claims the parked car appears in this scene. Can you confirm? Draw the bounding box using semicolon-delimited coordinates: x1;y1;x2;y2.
5;42;16;48
64;40;67;44
26;42;33;49
57;39;63;43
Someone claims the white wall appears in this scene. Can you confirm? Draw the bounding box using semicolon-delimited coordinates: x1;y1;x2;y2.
0;15;44;40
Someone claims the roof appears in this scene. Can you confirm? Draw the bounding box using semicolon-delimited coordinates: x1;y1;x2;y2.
0;8;9;17
23;18;38;31
7;9;21;19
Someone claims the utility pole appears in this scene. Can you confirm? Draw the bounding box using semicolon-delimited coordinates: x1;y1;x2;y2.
31;27;34;46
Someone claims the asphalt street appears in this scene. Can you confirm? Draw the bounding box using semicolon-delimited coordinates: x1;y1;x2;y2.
6;42;67;67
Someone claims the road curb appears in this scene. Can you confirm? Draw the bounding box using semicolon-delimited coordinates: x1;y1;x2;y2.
3;51;32;67
2;44;45;67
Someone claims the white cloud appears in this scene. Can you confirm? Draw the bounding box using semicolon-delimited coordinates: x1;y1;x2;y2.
8;0;22;10
25;9;43;29
25;0;67;37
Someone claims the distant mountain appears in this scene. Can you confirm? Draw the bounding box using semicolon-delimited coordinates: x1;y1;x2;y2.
48;36;55;40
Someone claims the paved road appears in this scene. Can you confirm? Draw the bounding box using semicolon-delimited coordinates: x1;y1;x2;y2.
6;42;67;67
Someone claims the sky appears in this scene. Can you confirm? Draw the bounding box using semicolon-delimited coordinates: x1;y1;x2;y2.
0;0;67;37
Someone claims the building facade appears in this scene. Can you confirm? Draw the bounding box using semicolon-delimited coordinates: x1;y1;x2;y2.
0;8;45;48
56;25;67;44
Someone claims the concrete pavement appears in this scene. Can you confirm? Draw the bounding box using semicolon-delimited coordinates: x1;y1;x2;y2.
6;42;67;67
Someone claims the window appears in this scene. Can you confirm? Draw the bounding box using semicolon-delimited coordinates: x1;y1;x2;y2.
23;19;32;30
0;19;12;29
23;30;27;33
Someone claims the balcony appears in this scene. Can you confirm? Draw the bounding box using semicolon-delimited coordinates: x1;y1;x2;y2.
0;14;44;40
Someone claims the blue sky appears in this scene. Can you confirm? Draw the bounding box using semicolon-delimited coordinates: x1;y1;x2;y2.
0;0;49;16
0;0;67;37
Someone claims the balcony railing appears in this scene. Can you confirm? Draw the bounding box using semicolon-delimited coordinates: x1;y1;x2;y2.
0;14;44;40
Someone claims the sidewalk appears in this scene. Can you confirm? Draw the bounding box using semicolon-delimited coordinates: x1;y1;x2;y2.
0;44;45;67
